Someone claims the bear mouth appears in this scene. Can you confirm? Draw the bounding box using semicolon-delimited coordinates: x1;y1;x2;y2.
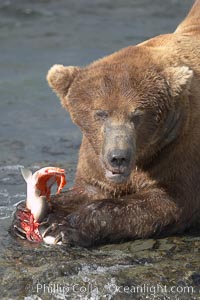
105;169;130;183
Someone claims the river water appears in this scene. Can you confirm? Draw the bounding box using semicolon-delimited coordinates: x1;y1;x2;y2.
1;1;199;300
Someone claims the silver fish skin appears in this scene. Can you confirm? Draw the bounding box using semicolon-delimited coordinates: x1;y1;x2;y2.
20;167;48;222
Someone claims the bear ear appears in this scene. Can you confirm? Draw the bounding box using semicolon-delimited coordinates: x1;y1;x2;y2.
47;64;80;99
163;66;193;97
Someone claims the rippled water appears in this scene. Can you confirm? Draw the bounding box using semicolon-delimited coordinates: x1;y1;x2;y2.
0;0;195;299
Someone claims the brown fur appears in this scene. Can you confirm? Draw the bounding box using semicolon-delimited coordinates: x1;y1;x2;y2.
43;1;200;246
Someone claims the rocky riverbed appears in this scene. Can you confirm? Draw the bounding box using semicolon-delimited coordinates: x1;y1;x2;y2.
1;229;200;299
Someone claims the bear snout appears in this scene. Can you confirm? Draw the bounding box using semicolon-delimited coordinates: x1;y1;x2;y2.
104;148;134;183
107;149;132;170
102;123;136;183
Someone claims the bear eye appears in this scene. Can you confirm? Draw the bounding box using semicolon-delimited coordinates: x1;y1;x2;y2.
95;110;109;120
130;109;144;126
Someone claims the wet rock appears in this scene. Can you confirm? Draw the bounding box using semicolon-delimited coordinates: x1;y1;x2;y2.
190;272;200;286
129;239;156;252
1;233;200;300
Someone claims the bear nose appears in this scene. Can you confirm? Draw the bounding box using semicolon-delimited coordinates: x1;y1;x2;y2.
108;149;131;169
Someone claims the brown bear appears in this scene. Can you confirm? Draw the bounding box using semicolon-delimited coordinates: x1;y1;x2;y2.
12;0;200;247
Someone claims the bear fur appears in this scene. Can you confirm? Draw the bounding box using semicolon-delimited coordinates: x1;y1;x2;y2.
14;0;200;246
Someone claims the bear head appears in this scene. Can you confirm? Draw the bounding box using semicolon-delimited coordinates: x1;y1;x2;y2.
47;54;193;184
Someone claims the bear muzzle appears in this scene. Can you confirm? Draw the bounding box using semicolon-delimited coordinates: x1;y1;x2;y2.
105;149;134;183
102;124;135;183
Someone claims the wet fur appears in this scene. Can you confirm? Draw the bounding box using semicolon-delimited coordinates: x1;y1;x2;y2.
20;1;200;246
